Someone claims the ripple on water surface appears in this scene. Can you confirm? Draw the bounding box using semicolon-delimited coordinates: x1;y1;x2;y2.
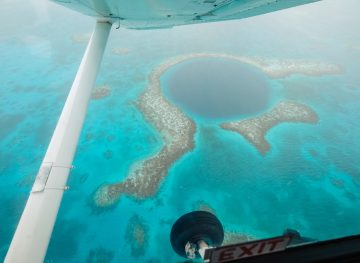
163;57;271;119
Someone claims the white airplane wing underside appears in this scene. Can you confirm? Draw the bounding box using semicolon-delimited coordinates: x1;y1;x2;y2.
52;0;321;29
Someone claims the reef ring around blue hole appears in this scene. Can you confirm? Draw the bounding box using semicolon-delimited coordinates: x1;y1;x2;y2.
163;57;271;119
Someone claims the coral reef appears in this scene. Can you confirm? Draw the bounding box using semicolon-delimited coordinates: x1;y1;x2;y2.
86;247;114;263
94;57;196;207
221;101;319;154
125;214;149;257
93;53;338;207
91;85;111;100
223;230;255;246
192;200;216;214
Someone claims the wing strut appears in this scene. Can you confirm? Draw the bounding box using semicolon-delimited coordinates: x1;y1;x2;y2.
5;20;112;263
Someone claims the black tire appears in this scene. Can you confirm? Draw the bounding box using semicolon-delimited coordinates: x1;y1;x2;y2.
170;211;224;258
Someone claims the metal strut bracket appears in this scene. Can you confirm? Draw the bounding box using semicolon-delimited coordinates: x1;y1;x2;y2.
31;163;73;193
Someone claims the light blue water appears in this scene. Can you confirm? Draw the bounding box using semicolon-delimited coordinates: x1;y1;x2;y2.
1;1;360;262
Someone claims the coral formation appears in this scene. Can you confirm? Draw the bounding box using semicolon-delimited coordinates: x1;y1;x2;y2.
93;53;338;207
91;85;111;100
86;247;114;263
221;101;319;154
125;214;149;257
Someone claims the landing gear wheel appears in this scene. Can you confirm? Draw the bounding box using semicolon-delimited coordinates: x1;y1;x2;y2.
170;211;224;258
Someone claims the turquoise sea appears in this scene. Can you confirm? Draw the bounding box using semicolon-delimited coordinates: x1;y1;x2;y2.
1;0;360;262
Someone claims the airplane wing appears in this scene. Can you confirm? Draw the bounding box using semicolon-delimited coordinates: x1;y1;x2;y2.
52;0;321;29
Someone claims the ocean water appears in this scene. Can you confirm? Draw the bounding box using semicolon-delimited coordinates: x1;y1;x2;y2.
163;58;270;120
1;0;360;262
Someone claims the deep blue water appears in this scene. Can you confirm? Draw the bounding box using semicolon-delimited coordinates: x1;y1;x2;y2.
164;58;270;119
1;1;360;262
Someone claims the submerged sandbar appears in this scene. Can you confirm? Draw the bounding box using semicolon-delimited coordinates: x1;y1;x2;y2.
221;101;319;154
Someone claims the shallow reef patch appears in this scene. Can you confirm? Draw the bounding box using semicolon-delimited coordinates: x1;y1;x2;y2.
223;230;256;246
0;114;25;139
192;200;216;215
221;100;319;154
46;219;87;261
91;85;111;100
125;214;149;257
86;247;114;263
103;150;113;160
